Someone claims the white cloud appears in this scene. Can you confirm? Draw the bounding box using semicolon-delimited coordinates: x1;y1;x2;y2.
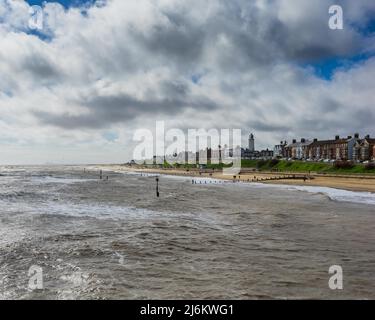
0;0;374;164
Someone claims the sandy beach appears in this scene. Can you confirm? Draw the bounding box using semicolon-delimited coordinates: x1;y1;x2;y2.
97;165;375;194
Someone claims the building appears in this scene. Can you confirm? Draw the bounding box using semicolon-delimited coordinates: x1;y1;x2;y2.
196;148;212;165
302;140;313;159
285;138;312;160
273;141;288;158
248;133;255;152
241;133;257;159
347;133;360;160
240;133;273;159
297;139;312;159
353;135;375;162
306;135;349;161
259;149;274;159
332;135;350;160
270;133;375;163
305;134;373;161
162;132;374;165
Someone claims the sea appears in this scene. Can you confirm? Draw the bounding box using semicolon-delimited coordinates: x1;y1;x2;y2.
0;165;375;299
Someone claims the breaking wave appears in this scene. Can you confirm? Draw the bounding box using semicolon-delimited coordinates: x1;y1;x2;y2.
150;174;375;206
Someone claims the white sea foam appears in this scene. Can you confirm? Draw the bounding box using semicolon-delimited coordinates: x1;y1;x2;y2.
281;185;375;205
48;202;161;220
34;176;92;184
232;182;375;205
153;173;375;206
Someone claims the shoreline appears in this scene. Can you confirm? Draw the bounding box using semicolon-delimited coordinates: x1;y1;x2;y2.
94;165;375;194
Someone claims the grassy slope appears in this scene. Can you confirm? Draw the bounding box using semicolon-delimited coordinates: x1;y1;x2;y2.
240;160;375;175
162;159;375;175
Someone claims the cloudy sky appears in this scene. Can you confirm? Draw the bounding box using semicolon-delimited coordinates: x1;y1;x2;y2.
0;0;374;164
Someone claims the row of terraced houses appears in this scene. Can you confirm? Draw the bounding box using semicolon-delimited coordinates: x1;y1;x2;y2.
273;134;375;162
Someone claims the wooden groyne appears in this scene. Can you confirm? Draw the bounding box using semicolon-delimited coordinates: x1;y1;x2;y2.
252;175;314;182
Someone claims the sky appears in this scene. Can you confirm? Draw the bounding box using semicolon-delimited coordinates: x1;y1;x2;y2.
0;0;375;164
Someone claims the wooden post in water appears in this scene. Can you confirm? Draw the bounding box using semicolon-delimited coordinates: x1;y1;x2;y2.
156;177;160;197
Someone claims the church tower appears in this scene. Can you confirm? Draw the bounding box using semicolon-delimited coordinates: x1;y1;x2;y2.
249;133;255;152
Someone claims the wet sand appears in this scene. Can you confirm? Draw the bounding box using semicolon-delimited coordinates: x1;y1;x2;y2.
265;175;375;193
106;166;375;193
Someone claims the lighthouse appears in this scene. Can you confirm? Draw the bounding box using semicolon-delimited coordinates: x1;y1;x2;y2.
249;133;255;152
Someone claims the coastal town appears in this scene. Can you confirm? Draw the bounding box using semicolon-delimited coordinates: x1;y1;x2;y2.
123;131;375;195
273;133;375;162
139;132;375;166
238;132;375;163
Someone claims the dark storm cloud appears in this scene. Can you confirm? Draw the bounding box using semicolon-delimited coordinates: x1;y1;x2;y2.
348;109;375;128
21;54;62;81
129;11;205;66
317;98;341;113
160;80;189;97
139;0;364;71
249;120;291;132
33;88;219;129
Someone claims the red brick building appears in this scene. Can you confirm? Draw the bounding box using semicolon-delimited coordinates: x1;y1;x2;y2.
307;136;349;161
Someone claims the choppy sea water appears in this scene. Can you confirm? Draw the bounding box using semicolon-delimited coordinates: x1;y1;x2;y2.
0;165;375;299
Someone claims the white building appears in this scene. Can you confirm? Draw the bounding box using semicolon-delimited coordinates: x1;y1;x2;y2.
248;133;255;152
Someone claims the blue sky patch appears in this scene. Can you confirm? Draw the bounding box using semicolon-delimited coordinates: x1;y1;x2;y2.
25;0;97;9
307;17;375;80
191;74;202;84
102;131;119;142
24;0;99;41
307;53;373;80
351;17;375;36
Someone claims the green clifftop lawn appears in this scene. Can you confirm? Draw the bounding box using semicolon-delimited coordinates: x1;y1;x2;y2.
242;160;375;174
160;159;375;175
200;160;375;175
